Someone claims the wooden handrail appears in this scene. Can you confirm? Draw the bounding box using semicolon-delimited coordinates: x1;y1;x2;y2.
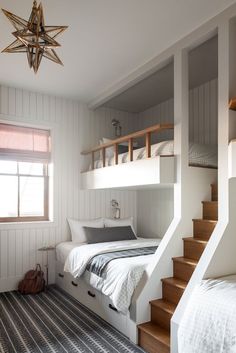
81;123;174;170
81;123;174;155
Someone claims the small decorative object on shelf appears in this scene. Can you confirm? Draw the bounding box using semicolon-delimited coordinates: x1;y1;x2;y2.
229;97;236;111
38;245;55;287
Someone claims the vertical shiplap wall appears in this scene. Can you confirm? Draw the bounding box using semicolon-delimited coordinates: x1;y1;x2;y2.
137;98;174;144
189;78;218;145
137;188;174;238
0;85;137;292
79;105;138;171
137;78;218;145
136;79;217;239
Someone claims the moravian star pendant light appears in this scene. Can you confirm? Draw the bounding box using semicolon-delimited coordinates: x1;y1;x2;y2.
1;1;68;73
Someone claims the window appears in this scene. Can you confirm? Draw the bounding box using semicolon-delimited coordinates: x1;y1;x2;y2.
0;123;51;222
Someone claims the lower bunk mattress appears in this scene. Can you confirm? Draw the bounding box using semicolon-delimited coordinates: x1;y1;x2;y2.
178;275;236;353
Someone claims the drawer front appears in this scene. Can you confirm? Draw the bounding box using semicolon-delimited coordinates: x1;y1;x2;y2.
55;263;127;336
101;295;127;335
75;280;102;313
56;262;66;290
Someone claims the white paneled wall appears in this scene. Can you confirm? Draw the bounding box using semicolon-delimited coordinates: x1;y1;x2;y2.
79;105;137;171
189;78;218;145
137;78;218;145
137;98;174;144
136;79;217;240
0;85;137;292
137;188;174;238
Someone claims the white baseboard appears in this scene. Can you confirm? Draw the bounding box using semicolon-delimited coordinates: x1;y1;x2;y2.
0;271;55;293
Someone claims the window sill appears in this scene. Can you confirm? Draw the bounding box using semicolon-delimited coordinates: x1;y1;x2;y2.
0;220;55;229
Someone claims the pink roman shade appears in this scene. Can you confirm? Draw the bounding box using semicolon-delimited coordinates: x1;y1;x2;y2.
0;123;51;162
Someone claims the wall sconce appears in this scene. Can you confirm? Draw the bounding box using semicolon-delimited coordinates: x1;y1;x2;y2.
111;199;121;219
111;119;122;137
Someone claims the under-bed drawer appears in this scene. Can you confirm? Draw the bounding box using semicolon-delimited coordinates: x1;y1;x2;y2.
56;262;67;289
101;295;127;333
55;262;127;336
73;279;102;312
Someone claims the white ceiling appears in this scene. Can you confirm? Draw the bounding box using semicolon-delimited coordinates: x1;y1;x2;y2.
0;0;234;103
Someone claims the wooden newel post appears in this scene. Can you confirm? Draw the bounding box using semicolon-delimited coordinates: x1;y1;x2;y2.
91;151;95;170
114;144;118;165
146;132;151;158
129;138;133;161
102;148;106;167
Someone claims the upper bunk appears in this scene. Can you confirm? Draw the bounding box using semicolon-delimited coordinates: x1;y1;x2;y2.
81;123;175;189
81;122;217;190
81;38;218;190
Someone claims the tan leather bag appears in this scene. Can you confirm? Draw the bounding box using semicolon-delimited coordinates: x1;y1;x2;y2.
18;264;45;294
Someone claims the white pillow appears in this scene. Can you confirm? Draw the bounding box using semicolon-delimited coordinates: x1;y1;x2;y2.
99;137;114;158
104;217;136;236
68;218;104;243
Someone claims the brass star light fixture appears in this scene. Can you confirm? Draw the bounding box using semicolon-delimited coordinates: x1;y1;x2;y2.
2;1;68;73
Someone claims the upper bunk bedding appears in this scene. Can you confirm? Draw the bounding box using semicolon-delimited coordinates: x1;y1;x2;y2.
57;237;161;313
178;275;236;353
90;140;217;170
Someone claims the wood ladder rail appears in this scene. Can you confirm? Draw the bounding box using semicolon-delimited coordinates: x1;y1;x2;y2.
81;123;174;170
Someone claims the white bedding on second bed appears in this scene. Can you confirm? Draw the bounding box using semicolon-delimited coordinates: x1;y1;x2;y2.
58;238;160;313
178;275;236;353
90;140;217;169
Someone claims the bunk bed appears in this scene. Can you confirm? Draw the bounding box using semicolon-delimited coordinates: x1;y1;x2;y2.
81;123;175;189
81;123;217;189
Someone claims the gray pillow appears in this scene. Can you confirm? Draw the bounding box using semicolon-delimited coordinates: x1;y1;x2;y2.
83;225;136;244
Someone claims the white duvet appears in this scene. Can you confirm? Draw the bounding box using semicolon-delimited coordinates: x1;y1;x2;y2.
64;238;160;313
90;140;217;170
178;275;236;353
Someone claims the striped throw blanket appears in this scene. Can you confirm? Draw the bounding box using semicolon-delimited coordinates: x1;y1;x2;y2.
86;246;157;277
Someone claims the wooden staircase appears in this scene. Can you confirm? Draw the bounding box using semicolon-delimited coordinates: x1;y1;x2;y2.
138;184;218;353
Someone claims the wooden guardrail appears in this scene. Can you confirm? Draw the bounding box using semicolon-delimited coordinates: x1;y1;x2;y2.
81;123;174;170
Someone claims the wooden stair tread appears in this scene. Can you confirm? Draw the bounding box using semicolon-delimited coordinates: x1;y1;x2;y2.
161;277;187;289
193;219;217;223
138;322;170;347
183;237;208;244
202;201;218;204
150;299;176;314
138;183;217;352
172;256;198;266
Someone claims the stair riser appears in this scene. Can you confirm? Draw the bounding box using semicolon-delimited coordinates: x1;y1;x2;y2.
184;240;206;261
138;330;170;353
173;261;196;282
211;184;218;201
151;305;172;331
193;220;216;240
162;282;184;305
202;203;218;220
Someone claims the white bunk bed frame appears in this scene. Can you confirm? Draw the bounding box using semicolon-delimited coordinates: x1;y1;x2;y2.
81;123;175;189
56;123;176;338
59;3;236;349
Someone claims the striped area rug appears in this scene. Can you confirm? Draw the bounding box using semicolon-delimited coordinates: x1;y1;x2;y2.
0;286;145;353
